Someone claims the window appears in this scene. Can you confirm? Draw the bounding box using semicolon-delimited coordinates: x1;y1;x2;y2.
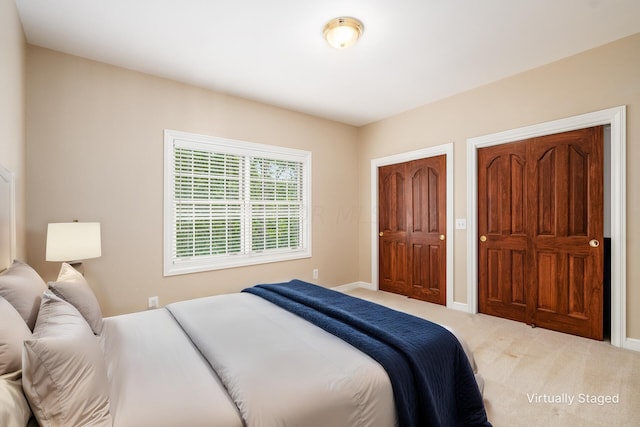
164;130;311;276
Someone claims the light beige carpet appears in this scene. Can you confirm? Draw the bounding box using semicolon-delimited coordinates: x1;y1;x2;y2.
343;288;640;427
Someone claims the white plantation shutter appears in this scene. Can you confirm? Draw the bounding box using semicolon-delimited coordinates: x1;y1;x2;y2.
173;148;242;259
249;158;303;251
164;130;311;276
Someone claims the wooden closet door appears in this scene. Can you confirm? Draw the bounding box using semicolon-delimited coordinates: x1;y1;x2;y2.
478;141;529;323
378;156;447;304
477;126;604;340
407;156;446;304
527;127;604;340
378;163;409;295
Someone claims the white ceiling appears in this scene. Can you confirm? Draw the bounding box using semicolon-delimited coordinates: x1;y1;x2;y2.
15;0;640;126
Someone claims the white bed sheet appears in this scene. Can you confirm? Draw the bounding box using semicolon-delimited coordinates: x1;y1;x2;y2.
100;308;242;427
167;293;397;427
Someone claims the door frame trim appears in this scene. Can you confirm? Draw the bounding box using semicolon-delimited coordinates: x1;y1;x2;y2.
466;106;627;348
370;143;460;309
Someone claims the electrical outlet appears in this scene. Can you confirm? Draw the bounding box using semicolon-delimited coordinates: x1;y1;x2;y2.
312;268;319;279
148;296;159;309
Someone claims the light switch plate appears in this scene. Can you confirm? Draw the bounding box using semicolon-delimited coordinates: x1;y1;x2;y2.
455;218;467;230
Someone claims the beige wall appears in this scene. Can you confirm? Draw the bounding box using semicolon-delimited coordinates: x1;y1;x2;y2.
357;33;640;339
26;47;360;316
23;27;640;338
0;0;26;261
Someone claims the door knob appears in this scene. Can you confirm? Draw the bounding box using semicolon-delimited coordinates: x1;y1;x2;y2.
439;234;445;241
480;235;487;242
379;232;383;237
589;239;600;248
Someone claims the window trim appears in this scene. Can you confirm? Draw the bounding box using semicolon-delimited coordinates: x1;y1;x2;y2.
164;129;312;276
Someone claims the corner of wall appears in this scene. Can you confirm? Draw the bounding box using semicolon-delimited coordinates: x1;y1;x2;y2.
0;0;27;260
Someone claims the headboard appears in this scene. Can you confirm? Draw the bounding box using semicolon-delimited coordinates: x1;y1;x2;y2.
0;164;16;271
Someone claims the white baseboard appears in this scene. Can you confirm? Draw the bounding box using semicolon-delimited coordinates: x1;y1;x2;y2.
449;301;469;312
332;281;375;292
624;337;640;353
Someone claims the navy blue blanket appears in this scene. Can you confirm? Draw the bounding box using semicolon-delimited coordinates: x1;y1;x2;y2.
243;280;490;427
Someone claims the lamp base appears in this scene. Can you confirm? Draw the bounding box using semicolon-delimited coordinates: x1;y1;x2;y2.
67;261;85;275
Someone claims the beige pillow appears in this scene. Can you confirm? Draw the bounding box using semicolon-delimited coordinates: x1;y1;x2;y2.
22;291;112;427
0;297;32;375
48;263;104;335
0;260;47;330
0;370;33;427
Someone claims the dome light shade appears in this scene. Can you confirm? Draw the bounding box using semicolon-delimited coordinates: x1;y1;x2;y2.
323;17;364;49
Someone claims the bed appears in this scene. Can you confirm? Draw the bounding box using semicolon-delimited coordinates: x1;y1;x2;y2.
0;165;490;427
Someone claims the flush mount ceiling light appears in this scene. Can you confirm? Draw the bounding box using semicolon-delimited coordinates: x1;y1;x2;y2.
323;17;364;49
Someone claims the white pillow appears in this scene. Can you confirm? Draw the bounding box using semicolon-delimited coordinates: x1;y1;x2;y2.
0;371;32;427
0;260;47;330
48;263;104;335
0;297;32;375
22;291;112;427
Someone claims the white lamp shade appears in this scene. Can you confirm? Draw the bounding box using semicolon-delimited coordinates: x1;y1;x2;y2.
46;222;102;262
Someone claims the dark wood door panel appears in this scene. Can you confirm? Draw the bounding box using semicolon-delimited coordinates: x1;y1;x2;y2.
528;127;603;340
478;141;528;321
410;242;445;304
379;155;446;304
410;164;441;234
379;164;406;233
407;156;446;304
379;163;408;295
379;239;408;294
530;247;603;337
479;247;527;322
478;126;604;340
